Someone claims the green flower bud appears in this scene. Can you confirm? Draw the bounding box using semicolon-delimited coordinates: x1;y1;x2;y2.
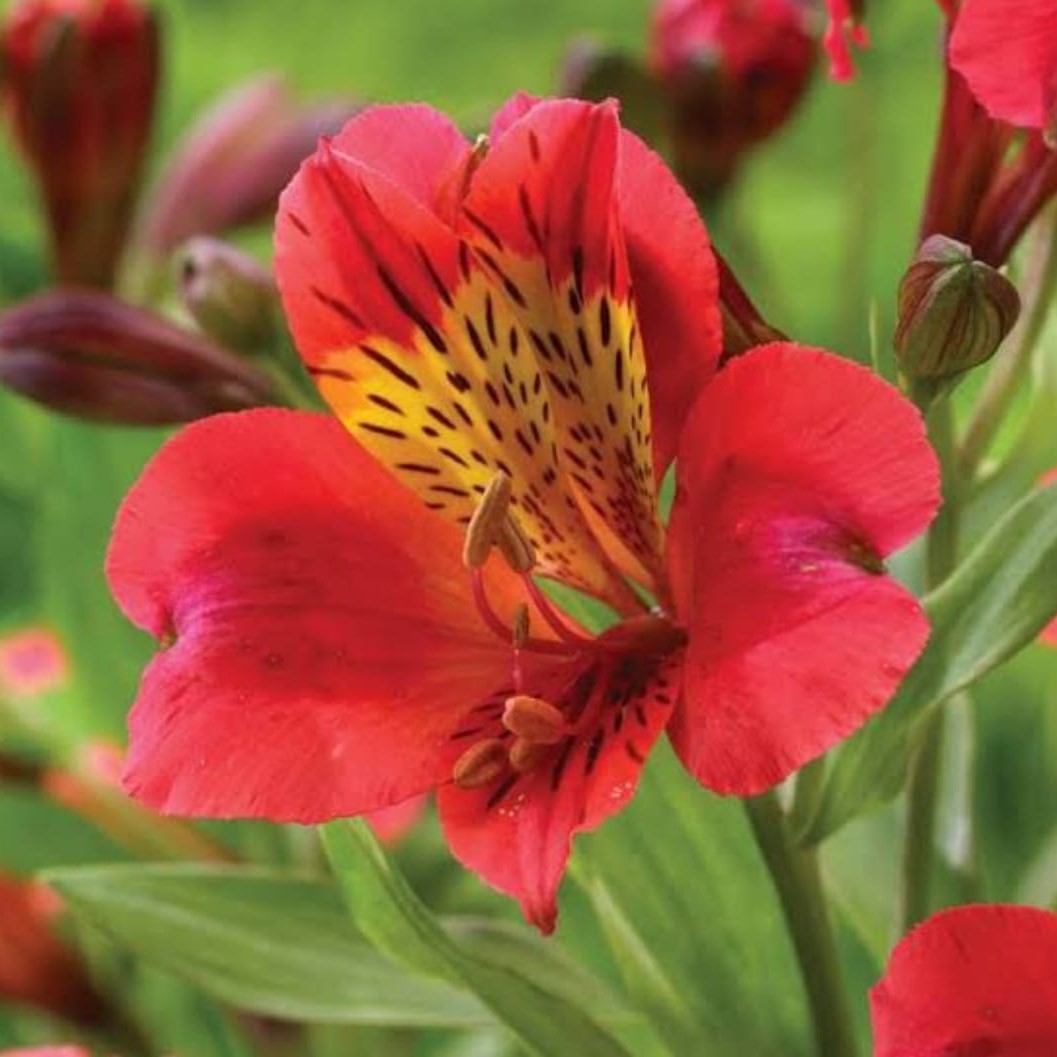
178;237;278;353
895;235;1021;406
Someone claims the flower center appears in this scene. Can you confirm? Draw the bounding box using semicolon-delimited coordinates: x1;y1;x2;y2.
452;475;684;792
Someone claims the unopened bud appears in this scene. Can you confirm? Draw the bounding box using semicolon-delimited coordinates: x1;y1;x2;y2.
895;235;1021;405
178;237;278;352
561;39;668;147
0;0;159;287
502;696;568;745
138;75;358;255
452;738;508;789
650;0;816;199
0;289;276;424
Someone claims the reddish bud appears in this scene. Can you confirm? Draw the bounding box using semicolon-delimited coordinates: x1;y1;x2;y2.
895;235;1021;404
138;75;358;255
0;873;104;1025
0;289;277;424
651;0;816;198
0;0;159;287
178;237;278;352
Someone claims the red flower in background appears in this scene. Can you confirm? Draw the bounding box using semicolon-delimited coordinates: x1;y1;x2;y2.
871;904;1057;1056
107;96;939;931
950;0;1057;136
0;874;103;1026
651;0;816;195
0;0;158;287
0;1050;89;1057
822;0;868;82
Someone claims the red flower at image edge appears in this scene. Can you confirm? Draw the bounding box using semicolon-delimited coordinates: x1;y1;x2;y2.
871;904;1057;1056
950;0;1057;135
106;95;939;931
0;1050;89;1057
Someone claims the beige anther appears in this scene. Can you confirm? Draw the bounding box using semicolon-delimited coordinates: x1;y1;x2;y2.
452;738;508;789
508;737;551;774
502;695;568;745
463;472;513;568
497;513;536;572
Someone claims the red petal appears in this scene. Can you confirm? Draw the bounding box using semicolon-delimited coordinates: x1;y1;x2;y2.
463;98;667;588
951;0;1057;131
276;124;634;606
329;104;470;209
438;654;680;933
667;344;939;794
488;96;724;483
107;409;523;821
617;129;721;477
871;904;1057;1056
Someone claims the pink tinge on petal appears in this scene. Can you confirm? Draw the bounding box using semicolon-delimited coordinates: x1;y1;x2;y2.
366;793;429;845
0;627;68;698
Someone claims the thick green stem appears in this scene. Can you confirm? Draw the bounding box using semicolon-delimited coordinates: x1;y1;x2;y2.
901;400;960;930
746;791;860;1057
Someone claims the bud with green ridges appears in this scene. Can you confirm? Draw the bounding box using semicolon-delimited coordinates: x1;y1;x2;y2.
894;235;1021;408
178;237;278;353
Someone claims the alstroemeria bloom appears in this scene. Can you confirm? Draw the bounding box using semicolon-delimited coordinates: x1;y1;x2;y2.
108;96;939;931
871;904;1057;1056
950;0;1057;136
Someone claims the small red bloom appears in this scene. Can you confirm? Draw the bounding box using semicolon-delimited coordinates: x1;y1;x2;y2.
0;0;158;287
108;97;939;931
871;904;1057;1056
0;874;103;1025
950;0;1057;136
651;0;816;195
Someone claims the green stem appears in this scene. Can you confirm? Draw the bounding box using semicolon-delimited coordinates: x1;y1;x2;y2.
746;791;860;1057
901;400;959;931
958;203;1057;481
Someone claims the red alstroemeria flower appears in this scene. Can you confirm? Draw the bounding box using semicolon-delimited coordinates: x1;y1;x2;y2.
871;904;1057;1055
107;95;939;931
950;0;1057;136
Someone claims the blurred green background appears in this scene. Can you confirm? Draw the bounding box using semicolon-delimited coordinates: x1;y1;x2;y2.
2;1;1057;1054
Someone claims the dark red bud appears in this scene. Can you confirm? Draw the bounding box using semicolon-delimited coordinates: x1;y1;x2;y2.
0;0;159;287
0;289;277;424
651;0;816;198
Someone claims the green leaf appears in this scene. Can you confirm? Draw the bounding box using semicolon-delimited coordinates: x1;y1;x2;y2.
576;743;814;1057
799;482;1057;845
321;819;647;1057
44;862;491;1028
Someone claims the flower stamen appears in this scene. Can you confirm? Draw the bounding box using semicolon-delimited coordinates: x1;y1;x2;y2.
452;737;508;789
